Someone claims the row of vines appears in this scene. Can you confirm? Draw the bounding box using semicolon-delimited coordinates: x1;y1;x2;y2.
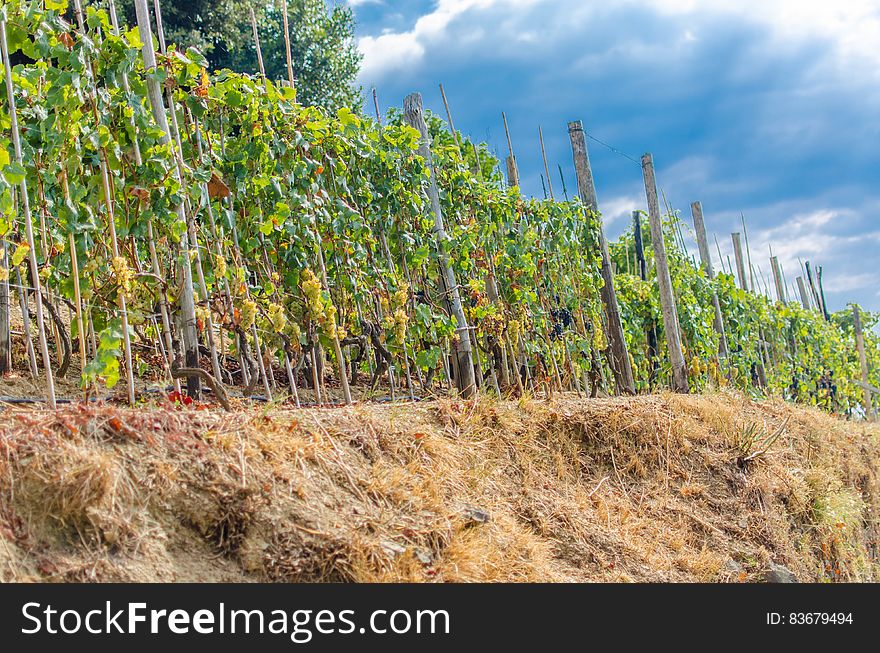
0;0;877;416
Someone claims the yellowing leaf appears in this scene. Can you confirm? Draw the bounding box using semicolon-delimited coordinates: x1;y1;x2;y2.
11;243;29;267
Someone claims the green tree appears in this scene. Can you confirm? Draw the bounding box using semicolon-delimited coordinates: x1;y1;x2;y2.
106;0;361;110
216;1;362;111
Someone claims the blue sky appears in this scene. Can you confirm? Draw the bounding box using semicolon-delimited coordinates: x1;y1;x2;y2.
347;0;880;316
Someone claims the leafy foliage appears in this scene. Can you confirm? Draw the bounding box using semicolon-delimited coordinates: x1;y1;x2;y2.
101;0;361;110
0;0;876;418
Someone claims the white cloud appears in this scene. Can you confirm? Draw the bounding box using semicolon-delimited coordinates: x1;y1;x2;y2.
600;194;644;226
822;272;880;294
356;0;880;82
644;0;880;70
357;0;539;81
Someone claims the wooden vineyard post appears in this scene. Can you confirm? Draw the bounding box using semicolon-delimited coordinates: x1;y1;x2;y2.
281;0;295;87
633;211;659;387
641;153;688;394
852;305;875;422
439;84;461;149
14;264;38;378
796;277;812;310
67;230;86;375
805;261;824;317
152;0;229;398
109;0;178;390
249;8;267;87
816;266;830;322
135;0;201;398
314;242;353;405
502;112;519;188
691;201;728;357
538;126;554;200
0;236;9;374
73;0;137;404
731;233;749;291
770;256;786;304
780;262;790;303
1;19;56;407
403;93;476;398
438;84;487;392
742;214;756;293
712;234;726;274
568;120;635;395
372;88;420;400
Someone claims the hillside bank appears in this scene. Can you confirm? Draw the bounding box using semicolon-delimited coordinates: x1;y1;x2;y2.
1;392;877;582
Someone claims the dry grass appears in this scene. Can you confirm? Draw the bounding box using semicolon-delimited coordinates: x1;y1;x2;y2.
0;389;877;583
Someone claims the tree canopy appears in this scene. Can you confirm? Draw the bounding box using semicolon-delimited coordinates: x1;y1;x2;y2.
108;0;361;110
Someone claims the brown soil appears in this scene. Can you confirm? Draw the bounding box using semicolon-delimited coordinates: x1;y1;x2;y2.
0;391;878;583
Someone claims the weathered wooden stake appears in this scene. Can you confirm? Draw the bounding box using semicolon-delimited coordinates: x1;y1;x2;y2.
153;0;229;396
437;85;487;392
816;265;830;321
1;19;57;407
568;120;635;394
713;234;727;274
505;156;519;188
14;264;38;378
741;213;756;292
731;232;748;291
281;0;295;87
109;0;178;390
780;262;790;303
0;238;9;374
249;7;267;87
805;261;822;315
796;276;811;310
770;256;785;303
404;93;476;398
74;0;137;404
135;0;201;397
691;201;728;357
67;229;87;375
502;112;519;188
633;211;658;387
538;126;554;200
852;305;874;421
439;84;461;149
641;153;688;394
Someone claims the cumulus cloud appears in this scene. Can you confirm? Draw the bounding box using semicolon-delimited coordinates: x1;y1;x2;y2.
357;0;545;80
599;194;645;227
357;0;880;83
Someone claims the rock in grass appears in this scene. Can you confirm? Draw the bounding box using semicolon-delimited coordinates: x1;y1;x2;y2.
413;548;433;565
764;563;798;583
462;505;491;526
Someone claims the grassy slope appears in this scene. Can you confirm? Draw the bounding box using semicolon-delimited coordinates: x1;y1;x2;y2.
1;391;877;582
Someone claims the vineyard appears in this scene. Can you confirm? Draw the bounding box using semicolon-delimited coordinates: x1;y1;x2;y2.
0;0;878;420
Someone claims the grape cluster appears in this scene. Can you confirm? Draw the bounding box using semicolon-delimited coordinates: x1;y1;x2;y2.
301;268;340;340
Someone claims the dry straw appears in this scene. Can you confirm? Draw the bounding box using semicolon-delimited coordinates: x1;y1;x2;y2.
0;391;877;582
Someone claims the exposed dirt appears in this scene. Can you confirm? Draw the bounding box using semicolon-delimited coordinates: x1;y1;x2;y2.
0;391;878;583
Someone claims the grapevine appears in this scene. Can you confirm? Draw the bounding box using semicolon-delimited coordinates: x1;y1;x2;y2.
0;0;875;419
